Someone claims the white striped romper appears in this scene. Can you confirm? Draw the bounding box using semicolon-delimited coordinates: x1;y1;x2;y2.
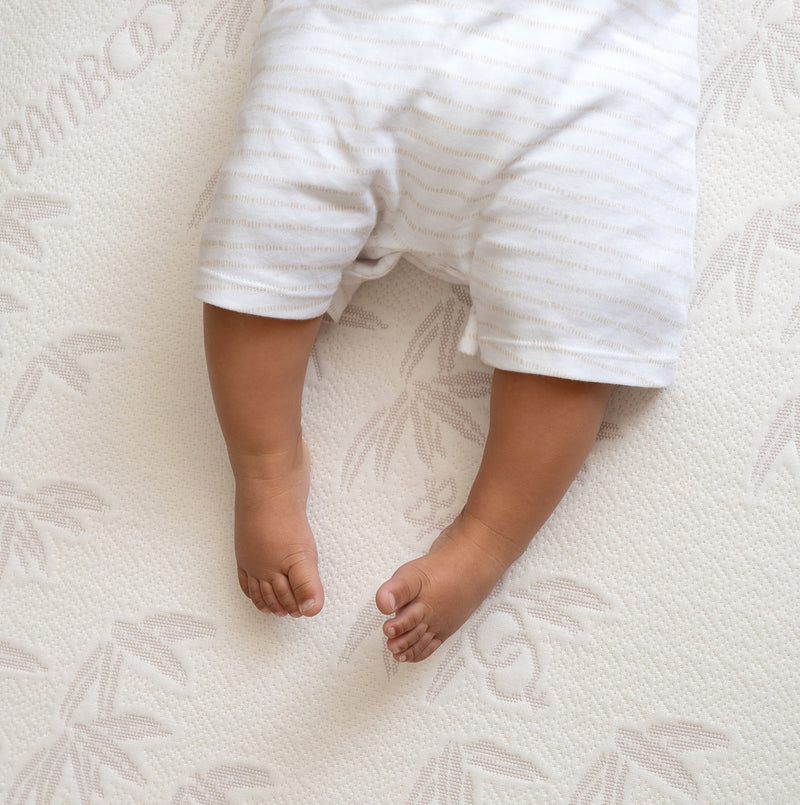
194;0;699;387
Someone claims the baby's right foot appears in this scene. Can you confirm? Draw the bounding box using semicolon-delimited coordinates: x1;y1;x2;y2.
233;438;324;618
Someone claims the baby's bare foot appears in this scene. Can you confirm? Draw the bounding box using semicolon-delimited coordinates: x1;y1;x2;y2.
375;510;522;663
234;439;323;618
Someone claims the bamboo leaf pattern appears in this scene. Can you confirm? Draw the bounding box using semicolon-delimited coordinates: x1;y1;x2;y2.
572;721;730;804
188;169;220;230
112;613;215;686
425;642;466;704
339;602;385;664
192;0;254;70
700;3;800;129
751;394;800;493
0;479;106;582
0;194;69;262
0;293;27;314
433;371;492;399
409;743;473;805
9;613;213;803
510;578;611;637
0;642;47;673
692;202;800;324
4;331;122;437
173;765;274;803
463;742;547;783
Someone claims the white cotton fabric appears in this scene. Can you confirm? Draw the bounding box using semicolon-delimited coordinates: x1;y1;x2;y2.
194;0;699;387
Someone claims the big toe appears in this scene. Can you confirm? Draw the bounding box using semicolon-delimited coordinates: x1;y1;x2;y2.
287;553;324;617
376;564;423;615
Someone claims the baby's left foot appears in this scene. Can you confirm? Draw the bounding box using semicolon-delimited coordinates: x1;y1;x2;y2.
375;510;524;663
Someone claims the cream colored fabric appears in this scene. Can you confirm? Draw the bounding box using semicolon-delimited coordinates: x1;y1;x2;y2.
195;0;699;387
3;1;799;802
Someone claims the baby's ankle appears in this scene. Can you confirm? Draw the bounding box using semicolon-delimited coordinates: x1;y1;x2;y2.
228;431;307;483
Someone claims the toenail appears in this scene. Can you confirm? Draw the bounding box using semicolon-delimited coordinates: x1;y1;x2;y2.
299;599;316;615
397;654;406;663
387;626;396;637
386;593;396;612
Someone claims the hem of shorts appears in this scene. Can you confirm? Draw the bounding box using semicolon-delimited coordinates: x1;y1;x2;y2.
192;286;332;319
466;336;678;388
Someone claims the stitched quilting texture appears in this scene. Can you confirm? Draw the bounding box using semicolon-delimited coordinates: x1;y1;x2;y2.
1;1;798;802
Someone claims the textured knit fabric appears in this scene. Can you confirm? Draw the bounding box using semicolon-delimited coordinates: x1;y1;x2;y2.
194;0;699;387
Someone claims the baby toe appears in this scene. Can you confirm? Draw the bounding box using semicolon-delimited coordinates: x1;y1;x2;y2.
383;601;426;639
286;555;323;617
411;637;443;663
387;621;428;656
259;580;287;616
396;631;437;663
246;574;268;611
376;566;422;615
271;574;300;617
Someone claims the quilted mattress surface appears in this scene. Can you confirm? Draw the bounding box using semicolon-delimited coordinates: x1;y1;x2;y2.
1;1;798;802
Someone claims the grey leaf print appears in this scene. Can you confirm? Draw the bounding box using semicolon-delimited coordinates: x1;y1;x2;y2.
173;765;273;804
0;293;27;314
0;194;69;262
463;742;546;784
415;382;485;446
60;644;121;723
192;0;254;70
425;642;466;704
571;751;628;804
404;477;458;531
408;743;474;805
700;3;800;129
400;301;446;380
597;421;621;441
188;169;219;230
433;371;492;399
111;613;215;686
4;331;122;437
572;721;729;804
0;480;106;581
342;405;388;491
751;394;800;494
510;578;611;637
376;391;411;478
693;209;772;321
337;304;389;330
436;295;469;374
0;641;47;673
340;602;385;664
6;737;70;805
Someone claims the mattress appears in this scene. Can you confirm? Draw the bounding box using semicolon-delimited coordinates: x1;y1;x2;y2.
1;1;798;802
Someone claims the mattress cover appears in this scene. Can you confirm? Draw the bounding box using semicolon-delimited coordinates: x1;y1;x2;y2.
1;0;799;802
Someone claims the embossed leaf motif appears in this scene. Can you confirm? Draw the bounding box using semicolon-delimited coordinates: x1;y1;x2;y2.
510;578;611;637
4;331;122;437
0;293;27;314
8;614;214;804
173;765;273;804
0;194;69;261
408;743;473;804
192;0;254;69
701;2;800;129
112;613;216;686
0;642;46;673
0;480;106;581
752;394;800;493
572;721;730;804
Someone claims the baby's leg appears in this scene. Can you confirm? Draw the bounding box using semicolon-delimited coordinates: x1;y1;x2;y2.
376;371;612;662
203;304;325;617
